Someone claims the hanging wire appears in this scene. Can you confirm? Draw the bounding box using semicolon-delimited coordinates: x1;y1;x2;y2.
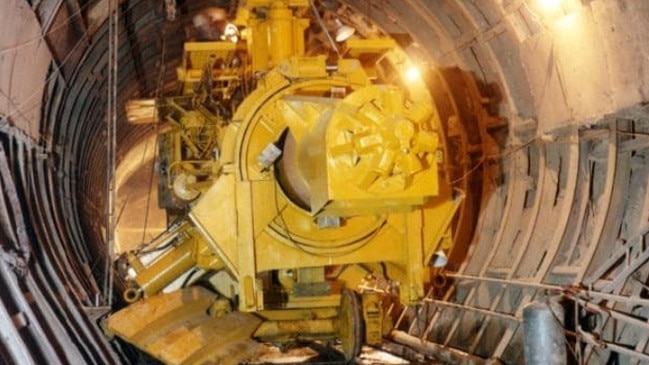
0;0;95;55
270;181;382;258
140;20;170;246
1;30;88;133
308;0;341;59
104;0;119;307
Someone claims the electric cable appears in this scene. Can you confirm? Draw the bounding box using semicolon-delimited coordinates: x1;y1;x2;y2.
0;30;88;131
104;0;119;307
140;21;171;247
308;0;341;59
0;0;96;55
271;180;383;258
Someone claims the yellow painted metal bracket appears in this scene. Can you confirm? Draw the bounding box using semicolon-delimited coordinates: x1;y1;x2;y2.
105;287;263;365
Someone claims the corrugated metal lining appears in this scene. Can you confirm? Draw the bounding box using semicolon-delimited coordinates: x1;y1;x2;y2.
399;116;649;364
41;0;88;80
41;0;229;293
0;122;119;364
45;0;184;289
26;0;187;362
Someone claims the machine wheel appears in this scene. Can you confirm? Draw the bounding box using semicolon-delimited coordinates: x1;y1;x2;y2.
338;289;363;362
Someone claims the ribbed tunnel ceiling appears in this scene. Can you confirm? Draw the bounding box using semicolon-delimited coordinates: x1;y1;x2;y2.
1;0;649;363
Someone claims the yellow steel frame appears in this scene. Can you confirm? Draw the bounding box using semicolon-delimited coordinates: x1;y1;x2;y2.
106;1;467;362
188;58;462;308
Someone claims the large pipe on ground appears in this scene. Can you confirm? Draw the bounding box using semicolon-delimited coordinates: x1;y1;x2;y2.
389;330;503;365
523;299;567;365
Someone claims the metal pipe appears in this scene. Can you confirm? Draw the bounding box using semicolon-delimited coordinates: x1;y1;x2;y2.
131;237;198;300
446;272;649;307
523;299;566;365
0;144;30;266
573;297;649;332
446;272;560;291
254;319;337;339
422;298;521;322
104;0;119;307
578;328;649;363
389;330;498;365
269;1;296;65
0;280;35;364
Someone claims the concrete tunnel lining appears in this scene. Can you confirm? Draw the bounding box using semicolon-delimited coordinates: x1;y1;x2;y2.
1;0;649;363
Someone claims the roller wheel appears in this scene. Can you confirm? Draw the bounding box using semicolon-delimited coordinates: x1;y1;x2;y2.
338;289;363;362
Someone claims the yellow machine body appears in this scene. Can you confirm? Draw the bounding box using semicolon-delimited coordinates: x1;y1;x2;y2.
105;1;469;363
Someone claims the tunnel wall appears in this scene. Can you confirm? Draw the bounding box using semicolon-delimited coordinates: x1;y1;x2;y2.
352;1;649;363
347;0;649;134
0;0;51;139
0;0;121;363
1;0;649;363
0;0;182;362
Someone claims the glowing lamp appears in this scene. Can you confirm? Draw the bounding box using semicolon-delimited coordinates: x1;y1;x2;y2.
538;0;562;11
404;66;421;83
334;19;356;42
